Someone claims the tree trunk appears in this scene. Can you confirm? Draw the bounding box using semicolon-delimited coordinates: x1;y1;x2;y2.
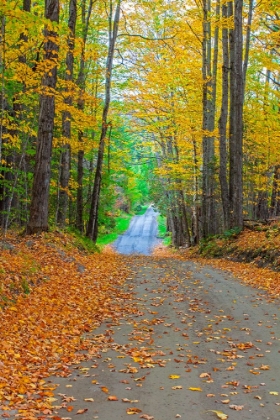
75;0;94;232
86;0;121;241
26;0;59;234
201;0;219;237
218;1;230;230
57;0;77;227
0;14;5;167
228;0;244;229
270;165;280;217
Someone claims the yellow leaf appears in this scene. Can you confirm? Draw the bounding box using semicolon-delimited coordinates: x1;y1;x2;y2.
207;410;228;419
269;391;278;395
169;375;180;379
188;387;202;391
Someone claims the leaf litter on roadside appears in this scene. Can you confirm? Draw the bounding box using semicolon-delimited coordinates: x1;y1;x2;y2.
0;232;134;417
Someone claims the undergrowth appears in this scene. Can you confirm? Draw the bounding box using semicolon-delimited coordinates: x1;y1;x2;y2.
197;223;280;270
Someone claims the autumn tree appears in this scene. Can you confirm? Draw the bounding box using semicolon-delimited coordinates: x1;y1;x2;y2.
56;0;77;227
27;0;59;234
86;0;121;242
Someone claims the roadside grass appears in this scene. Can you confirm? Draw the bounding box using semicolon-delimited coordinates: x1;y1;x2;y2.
96;213;133;248
157;215;171;246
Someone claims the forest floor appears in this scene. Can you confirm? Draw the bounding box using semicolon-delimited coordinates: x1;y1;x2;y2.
0;226;280;419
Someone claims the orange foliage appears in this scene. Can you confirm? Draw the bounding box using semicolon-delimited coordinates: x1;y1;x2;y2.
0;232;134;417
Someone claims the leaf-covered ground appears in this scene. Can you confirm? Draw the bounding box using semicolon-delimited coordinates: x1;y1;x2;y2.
155;225;280;298
0;232;134;417
1;228;280;418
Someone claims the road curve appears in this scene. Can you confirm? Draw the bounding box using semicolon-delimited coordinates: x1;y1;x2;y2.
113;206;160;255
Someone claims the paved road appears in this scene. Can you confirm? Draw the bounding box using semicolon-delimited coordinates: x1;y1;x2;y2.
114;207;160;255
49;257;280;420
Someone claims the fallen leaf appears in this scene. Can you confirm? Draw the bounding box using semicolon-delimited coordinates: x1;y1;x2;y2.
84;398;94;402
260;364;270;370
199;373;210;378
101;386;109;393
229;405;244;410
269;391;279;396
172;386;183;390
76;408;88;414
108;395;118;401
207;410;228;419
126;407;142;414
169;375;180;379
188;387;202;392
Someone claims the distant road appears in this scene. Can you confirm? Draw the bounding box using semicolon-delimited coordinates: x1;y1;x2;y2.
113;206;160;255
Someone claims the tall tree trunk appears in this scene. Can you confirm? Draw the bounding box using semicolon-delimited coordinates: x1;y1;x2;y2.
243;0;254;91
75;0;94;232
270;165;280;217
26;0;59;234
228;0;244;229
86;0;121;241
0;14;6;168
191;136;200;243
201;0;219;237
218;1;230;229
57;0;77;227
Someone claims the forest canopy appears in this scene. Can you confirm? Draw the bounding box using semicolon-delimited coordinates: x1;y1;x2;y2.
0;0;279;246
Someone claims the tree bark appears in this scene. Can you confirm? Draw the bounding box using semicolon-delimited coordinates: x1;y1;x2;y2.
201;0;219;237
57;0;77;227
218;1;230;230
86;0;121;241
75;0;94;232
270;165;280;217
26;0;59;234
228;0;244;229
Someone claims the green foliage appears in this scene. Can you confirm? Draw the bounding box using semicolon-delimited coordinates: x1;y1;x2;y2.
221;227;242;240
67;228;100;253
265;224;280;239
157;214;171;246
96;213;133;248
21;278;30;295
199;238;224;257
198;227;242;257
134;204;148;215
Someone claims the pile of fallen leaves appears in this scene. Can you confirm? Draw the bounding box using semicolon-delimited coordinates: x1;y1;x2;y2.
0;231;133;418
194;224;280;271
